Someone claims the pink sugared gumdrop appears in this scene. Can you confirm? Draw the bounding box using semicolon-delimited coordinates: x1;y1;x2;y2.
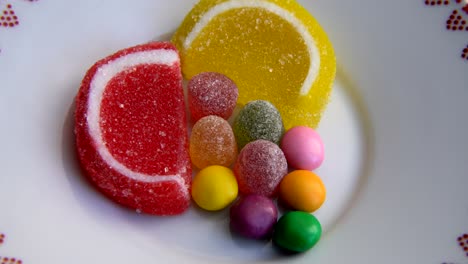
234;140;288;197
188;72;238;122
280;126;324;170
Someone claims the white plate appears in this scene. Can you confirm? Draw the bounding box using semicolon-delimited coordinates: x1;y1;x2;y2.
0;0;467;263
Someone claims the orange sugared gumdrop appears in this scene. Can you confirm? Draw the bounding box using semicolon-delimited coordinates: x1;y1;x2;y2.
190;115;238;169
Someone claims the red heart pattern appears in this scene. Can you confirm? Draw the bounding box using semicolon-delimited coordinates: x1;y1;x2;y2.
0;0;39;28
446;9;468;31
0;4;18;28
463;45;468;59
458;233;468;257
424;0;468;60
0;233;22;264
0;0;39;54
425;0;451;6
0;258;22;264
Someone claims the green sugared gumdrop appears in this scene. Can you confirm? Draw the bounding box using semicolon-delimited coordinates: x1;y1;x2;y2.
233;100;284;150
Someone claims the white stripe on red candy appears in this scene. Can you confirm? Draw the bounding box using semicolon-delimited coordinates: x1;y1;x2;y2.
86;49;188;194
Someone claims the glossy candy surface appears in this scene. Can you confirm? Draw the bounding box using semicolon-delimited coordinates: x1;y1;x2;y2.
191;165;238;211
229;194;278;239
279;170;326;212
273;211;322;252
281;126;324;170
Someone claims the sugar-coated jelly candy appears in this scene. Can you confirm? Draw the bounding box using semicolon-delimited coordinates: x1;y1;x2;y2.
190;115;237;169
191;165;238;211
234;140;288;197
172;0;336;129
273;211;322;253
279;170;326;213
74;42;192;215
233;100;284;150
281;126;324;170
230;194;278;240
188;72;238;121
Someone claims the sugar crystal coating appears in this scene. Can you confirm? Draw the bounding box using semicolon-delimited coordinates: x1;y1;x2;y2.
172;0;336;129
190;115;237;169
74;42;191;215
188;72;238;121
233;100;284;150
234;140;288;197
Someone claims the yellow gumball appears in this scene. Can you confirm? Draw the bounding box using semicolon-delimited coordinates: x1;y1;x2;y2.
191;165;238;211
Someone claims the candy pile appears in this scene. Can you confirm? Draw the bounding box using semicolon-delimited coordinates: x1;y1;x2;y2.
75;0;336;255
187;72;327;253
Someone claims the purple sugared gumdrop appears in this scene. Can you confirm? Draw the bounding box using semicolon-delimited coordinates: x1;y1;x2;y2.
230;194;278;239
234;140;288;197
188;72;238;122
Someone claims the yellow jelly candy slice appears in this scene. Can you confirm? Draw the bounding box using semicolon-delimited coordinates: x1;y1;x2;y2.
172;0;336;129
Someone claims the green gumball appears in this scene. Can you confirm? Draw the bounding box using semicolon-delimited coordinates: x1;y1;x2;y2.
273;211;322;252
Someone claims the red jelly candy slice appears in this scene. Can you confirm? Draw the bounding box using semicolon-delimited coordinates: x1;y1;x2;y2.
74;42;192;215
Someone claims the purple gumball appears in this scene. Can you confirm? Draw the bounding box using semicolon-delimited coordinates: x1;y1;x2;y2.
229;194;278;240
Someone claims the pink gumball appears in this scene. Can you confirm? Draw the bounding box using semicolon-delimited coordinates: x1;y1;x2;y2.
280;126;324;170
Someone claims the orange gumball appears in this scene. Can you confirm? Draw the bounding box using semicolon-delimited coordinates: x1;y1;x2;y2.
279;170;326;212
